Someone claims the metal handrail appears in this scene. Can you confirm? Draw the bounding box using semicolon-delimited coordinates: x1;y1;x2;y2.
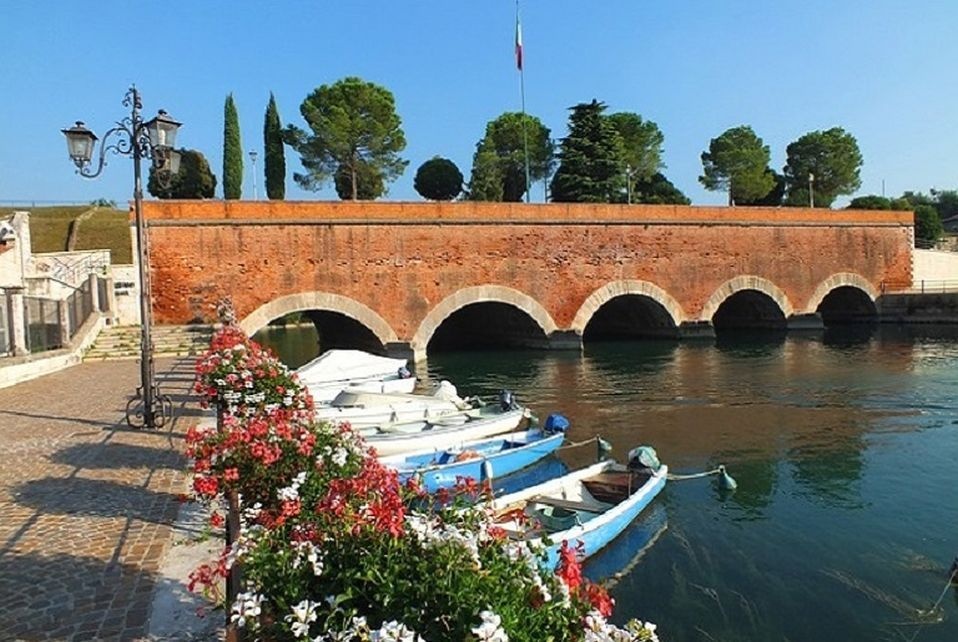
880;279;958;294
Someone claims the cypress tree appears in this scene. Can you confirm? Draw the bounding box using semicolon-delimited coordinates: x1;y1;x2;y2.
550;100;625;203
263;93;286;200
223;94;243;199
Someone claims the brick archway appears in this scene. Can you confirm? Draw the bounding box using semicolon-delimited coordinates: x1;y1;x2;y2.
700;275;794;321
410;285;557;357
570;280;686;333
239;292;399;346
804;272;879;313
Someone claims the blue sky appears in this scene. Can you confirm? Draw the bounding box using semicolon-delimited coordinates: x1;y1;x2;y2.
1;0;955;206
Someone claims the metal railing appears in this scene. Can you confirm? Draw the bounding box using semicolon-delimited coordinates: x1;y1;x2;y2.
880;279;958;294
31;251;110;288
66;280;94;339
23;296;61;353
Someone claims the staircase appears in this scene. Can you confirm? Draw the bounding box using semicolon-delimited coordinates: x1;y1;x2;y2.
84;324;213;360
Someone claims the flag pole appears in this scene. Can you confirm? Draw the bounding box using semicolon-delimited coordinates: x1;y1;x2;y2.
517;0;532;203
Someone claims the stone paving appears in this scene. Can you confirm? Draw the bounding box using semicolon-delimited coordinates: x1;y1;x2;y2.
0;357;211;641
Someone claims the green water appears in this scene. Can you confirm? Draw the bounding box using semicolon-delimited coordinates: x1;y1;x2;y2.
255;325;958;641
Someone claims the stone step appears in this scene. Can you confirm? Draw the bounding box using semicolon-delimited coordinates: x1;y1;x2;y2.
85;324;213;361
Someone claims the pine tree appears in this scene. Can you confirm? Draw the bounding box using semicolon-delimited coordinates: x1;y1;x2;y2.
263;93;286;200
223;94;243;199
550;100;625;203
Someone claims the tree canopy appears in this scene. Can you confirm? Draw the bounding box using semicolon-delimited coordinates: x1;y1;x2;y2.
848;195;892;210
550;100;625;203
414;157;463;201
223;94;243;200
630;172;690;205
607;112;664;199
285;77;407;200
467;112;553;202
264;93;286;200
333;161;384;200
914;204;943;244
147;148;217;199
783;127;862;207
699;126;774;205
737;169;785;206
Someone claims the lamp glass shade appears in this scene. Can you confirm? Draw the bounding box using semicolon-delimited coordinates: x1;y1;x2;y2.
61;122;98;163
169;150;182;175
145;110;181;149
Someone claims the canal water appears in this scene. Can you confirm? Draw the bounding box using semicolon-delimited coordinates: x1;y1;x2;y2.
254;325;958;642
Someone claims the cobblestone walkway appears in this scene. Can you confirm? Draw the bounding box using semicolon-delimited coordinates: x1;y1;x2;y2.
0;357;205;641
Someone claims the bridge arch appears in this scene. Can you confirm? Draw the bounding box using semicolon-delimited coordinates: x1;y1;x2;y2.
411;285;557;356
700;275;794;322
805;272;879;313
239;292;399;347
571;280;686;335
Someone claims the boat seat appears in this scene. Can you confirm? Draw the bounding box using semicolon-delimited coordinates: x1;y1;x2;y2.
582;472;650;504
528;495;609;514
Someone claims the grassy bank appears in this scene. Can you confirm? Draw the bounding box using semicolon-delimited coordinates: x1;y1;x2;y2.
0;205;132;264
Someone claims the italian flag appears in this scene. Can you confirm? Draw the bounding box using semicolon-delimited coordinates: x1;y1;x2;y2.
515;13;523;71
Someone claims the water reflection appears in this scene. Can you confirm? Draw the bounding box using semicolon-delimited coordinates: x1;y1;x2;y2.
260;327;958;641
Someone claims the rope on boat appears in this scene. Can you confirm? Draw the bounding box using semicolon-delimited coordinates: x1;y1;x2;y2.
668;465;737;490
557;435;607;450
906;559;958;642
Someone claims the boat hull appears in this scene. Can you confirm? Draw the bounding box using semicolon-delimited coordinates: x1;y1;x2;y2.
308;376;417;404
365;409;528;457
382;429;565;492
492;460;668;569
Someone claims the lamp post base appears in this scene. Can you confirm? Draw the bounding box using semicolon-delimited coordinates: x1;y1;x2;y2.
125;384;173;429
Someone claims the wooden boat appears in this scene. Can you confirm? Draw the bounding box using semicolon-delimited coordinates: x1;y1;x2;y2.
491;456;667;569
296;349;416;403
380;427;566;492
362;406;531;457
313;381;472;429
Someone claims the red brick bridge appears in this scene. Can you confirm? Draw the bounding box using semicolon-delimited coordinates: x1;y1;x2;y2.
142;201;913;361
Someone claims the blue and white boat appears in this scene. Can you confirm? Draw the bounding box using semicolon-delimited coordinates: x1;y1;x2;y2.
491;447;667;569
380;418;568;492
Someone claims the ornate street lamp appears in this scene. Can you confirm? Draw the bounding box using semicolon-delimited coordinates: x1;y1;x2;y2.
61;85;180;429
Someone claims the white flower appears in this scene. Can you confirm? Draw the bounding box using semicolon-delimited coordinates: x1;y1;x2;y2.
230;591;263;628
371;620;422;641
291;541;325;576
471;610;508;642
285;599;320;638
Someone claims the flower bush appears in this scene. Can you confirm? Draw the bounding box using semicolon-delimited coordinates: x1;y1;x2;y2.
187;326;660;641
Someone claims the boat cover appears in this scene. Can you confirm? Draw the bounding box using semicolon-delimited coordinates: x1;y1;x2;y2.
296;350;407;385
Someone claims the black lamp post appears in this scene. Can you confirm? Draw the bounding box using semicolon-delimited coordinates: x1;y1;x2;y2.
61;85;180;429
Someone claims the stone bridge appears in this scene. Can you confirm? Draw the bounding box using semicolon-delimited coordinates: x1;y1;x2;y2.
142;201;913;360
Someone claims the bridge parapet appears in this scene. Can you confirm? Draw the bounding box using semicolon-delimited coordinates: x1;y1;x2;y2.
143;201;914;359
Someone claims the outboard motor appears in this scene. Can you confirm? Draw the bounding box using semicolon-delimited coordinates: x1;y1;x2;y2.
397;366;412;379
627;445;662;475
498;389;518;412
543;413;570;434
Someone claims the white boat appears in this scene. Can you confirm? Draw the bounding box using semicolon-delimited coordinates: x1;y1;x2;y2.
314;381;473;429
296;349;416;403
491;453;668;569
362;406;531;457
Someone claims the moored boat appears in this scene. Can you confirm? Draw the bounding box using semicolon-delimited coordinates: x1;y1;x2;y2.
362;405;532;457
491;448;667;569
380;415;569;492
296;349;415;403
314;381;472;429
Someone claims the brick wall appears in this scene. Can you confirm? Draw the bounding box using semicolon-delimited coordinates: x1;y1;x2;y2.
143;201;913;343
